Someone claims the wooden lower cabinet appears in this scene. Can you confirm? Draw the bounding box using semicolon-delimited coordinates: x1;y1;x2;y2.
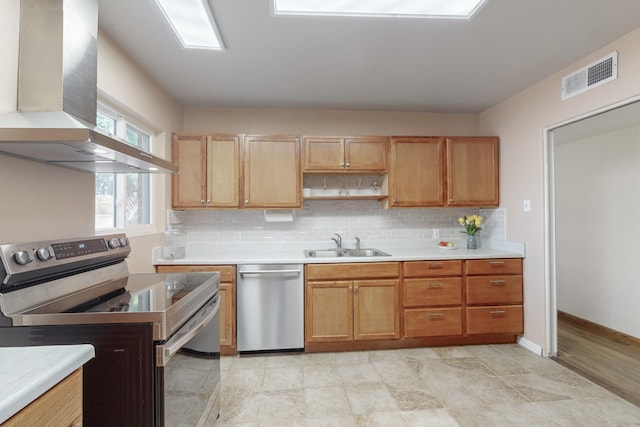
3;368;83;427
155;264;237;355
305;263;400;346
402;261;463;339
465;259;524;335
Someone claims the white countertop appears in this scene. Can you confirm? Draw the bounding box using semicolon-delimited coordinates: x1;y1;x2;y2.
153;238;525;265
0;345;95;423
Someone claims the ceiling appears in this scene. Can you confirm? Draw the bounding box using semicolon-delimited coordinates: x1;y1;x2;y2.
97;0;640;113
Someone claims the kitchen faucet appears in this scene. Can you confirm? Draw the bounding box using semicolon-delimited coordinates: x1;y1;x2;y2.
355;236;361;250
331;233;343;249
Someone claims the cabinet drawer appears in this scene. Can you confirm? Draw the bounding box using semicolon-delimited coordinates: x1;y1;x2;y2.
403;260;462;277
466;306;523;335
404;308;462;338
156;265;235;282
306;262;399;281
465;259;522;275
466;276;523;305
404;278;461;307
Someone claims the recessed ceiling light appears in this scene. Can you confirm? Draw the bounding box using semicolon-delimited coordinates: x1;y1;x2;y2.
155;0;225;50
273;0;486;19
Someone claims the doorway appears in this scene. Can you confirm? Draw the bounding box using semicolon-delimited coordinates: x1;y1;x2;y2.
546;98;640;405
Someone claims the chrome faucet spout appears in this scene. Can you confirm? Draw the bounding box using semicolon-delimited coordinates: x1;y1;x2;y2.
355;236;361;250
332;233;343;249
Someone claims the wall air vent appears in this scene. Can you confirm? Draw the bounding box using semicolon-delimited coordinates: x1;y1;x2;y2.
561;52;618;100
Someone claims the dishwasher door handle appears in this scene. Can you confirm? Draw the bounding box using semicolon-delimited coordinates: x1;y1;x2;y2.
239;269;302;276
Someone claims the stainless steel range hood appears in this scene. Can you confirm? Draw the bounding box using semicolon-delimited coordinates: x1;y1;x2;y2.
0;0;178;174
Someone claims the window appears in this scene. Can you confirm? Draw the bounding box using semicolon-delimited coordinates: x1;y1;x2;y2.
95;107;153;231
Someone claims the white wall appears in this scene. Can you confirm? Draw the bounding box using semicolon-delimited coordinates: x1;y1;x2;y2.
479;28;640;352
555;125;640;338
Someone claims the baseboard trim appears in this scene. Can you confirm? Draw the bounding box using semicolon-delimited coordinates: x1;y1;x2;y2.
517;335;543;356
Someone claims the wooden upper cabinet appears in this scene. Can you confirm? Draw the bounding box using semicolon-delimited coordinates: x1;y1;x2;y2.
243;135;302;208
303;136;388;172
389;136;445;207
207;135;242;207
171;133;241;208
446;137;499;207
172;133;207;208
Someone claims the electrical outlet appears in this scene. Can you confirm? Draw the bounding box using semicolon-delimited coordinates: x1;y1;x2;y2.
432;229;440;239
523;199;531;212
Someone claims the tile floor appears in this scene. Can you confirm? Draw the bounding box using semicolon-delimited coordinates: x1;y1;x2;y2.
209;344;640;426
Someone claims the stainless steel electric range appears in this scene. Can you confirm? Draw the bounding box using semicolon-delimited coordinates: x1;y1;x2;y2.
0;234;220;427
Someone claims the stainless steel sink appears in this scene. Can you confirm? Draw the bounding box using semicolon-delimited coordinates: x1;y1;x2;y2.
343;248;391;257
304;249;345;258
303;248;391;258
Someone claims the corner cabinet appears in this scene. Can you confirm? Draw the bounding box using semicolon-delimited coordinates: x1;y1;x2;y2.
171;133;241;208
388;136;445;207
446;137;499;207
243;135;302;208
303;136;388;173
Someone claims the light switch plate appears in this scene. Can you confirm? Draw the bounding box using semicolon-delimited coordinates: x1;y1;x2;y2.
523;199;531;212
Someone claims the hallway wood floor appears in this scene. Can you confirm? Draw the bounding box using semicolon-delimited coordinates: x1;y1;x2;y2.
555;311;640;407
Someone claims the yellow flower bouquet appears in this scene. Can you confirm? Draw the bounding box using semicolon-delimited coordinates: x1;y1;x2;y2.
458;215;483;236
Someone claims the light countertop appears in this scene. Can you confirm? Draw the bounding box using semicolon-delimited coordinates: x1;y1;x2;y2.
0;345;95;424
153;238;525;265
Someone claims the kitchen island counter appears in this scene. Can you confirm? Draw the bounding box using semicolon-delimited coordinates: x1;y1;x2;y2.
0;345;94;424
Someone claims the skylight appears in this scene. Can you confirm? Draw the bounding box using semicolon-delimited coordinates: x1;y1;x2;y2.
155;0;224;50
273;0;486;19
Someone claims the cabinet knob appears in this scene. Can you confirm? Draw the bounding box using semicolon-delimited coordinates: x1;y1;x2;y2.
346;162;350;167
206;199;211;204
200;199;205;204
245;199;249;204
449;198;453;202
340;162;345;167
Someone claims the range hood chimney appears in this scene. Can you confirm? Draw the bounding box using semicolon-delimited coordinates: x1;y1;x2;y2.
0;0;178;174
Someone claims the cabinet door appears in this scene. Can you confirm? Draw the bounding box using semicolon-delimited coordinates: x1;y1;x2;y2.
172;134;207;208
304;137;345;171
446;137;499;206
344;137;388;172
219;282;236;349
353;279;399;340
306;281;353;342
207;135;241;207
389;137;445;207
243;135;302;208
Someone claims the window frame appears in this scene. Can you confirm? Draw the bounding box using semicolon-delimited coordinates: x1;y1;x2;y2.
95;103;156;235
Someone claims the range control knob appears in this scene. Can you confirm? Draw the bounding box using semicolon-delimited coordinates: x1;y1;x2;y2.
35;247;52;261
119;237;129;247
14;250;33;265
108;238;121;249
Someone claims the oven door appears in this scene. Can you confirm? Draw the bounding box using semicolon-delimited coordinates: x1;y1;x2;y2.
156;293;221;427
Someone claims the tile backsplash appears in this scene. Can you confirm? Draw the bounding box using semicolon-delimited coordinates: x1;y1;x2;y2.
180;201;505;244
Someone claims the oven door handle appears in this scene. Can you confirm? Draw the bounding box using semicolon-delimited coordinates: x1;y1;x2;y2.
156;293;220;367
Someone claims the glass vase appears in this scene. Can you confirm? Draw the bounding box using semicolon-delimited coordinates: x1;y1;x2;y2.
466;234;478;249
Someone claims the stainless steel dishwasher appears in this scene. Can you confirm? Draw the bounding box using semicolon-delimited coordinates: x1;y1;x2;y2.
237;264;304;352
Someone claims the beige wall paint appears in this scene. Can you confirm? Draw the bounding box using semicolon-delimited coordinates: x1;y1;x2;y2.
0;0;95;243
479;27;640;352
0;4;182;271
184;107;479;136
97;30;184;272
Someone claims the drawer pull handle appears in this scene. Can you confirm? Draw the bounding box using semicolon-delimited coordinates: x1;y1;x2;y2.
189;268;205;272
488;261;505;265
428;282;444;289
428;312;444;317
428;263;443;269
490;280;506;285
490;310;506;315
